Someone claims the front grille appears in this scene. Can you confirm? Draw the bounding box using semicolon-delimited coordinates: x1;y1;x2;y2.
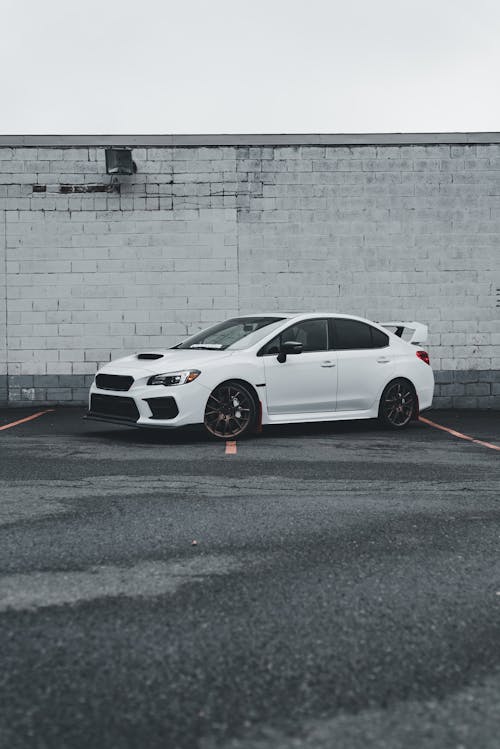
90;394;139;422
144;397;179;420
96;373;134;391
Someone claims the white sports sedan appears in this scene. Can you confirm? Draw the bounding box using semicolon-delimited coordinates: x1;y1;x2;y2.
86;313;434;439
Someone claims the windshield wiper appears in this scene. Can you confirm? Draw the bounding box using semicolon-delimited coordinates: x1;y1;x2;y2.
189;344;224;350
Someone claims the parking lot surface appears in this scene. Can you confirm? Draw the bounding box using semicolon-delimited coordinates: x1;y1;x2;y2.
1;408;500;749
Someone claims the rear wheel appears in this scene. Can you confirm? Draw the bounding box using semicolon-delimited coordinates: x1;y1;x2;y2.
378;378;416;429
203;381;257;439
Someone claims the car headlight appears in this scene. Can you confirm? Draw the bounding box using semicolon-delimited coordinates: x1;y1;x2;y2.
147;370;201;386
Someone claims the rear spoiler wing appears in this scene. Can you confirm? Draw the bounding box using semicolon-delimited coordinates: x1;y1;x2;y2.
379;321;428;345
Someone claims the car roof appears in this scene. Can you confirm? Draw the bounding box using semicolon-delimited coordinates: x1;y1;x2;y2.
237;312;377;323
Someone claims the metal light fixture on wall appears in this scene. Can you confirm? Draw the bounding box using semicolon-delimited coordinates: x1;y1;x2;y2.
105;147;137;176
104;147;137;193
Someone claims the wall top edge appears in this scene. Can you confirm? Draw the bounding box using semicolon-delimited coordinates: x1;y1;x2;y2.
1;132;500;147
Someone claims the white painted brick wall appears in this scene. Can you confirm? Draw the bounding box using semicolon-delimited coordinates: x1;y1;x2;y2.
0;140;499;406
237;144;500;377
2;146;239;381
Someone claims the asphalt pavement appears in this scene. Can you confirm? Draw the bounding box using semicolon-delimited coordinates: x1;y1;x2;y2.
0;407;499;749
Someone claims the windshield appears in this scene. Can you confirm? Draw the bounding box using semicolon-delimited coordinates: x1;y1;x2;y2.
175;317;285;350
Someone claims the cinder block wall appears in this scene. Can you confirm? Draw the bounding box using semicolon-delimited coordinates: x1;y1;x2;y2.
0;209;6;403
0;135;499;409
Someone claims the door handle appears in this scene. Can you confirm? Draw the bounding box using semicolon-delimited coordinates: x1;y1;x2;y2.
377;357;390;364
321;361;336;367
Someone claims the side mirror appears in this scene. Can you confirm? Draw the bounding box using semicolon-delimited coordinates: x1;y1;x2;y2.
277;340;303;363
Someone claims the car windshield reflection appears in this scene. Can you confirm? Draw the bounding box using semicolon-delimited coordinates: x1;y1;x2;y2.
175;317;285;351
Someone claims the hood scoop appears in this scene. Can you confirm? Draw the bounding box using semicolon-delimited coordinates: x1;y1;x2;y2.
137;353;164;360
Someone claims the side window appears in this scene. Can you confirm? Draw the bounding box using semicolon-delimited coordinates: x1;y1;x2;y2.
333;319;388;350
287;319;329;352
259;319;329;355
371;326;389;348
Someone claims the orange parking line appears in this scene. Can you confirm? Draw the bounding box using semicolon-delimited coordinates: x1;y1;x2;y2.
0;409;55;432
225;440;237;455
419;416;500;452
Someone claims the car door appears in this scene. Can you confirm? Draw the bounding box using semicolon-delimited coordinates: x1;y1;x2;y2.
260;318;337;415
332;318;395;411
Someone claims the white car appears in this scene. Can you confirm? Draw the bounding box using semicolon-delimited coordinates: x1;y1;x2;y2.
86;313;434;439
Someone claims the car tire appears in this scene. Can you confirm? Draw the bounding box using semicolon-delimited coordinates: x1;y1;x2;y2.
378;378;417;429
203;380;257;440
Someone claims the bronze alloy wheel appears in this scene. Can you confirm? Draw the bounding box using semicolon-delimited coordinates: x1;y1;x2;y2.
379;379;416;428
204;381;256;439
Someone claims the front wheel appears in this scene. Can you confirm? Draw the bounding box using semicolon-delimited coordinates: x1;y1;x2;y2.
203;381;257;439
378;379;416;429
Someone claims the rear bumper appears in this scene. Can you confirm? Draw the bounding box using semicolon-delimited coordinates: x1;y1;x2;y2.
417;382;434;413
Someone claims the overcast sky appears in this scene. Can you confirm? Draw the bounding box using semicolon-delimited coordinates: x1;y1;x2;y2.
1;0;499;134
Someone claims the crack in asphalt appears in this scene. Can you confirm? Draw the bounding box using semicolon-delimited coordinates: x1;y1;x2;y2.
1;476;499;527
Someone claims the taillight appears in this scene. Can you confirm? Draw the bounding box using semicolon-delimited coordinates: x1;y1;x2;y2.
416;350;430;365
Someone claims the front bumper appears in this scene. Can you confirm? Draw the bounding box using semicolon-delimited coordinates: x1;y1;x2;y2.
87;380;209;428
